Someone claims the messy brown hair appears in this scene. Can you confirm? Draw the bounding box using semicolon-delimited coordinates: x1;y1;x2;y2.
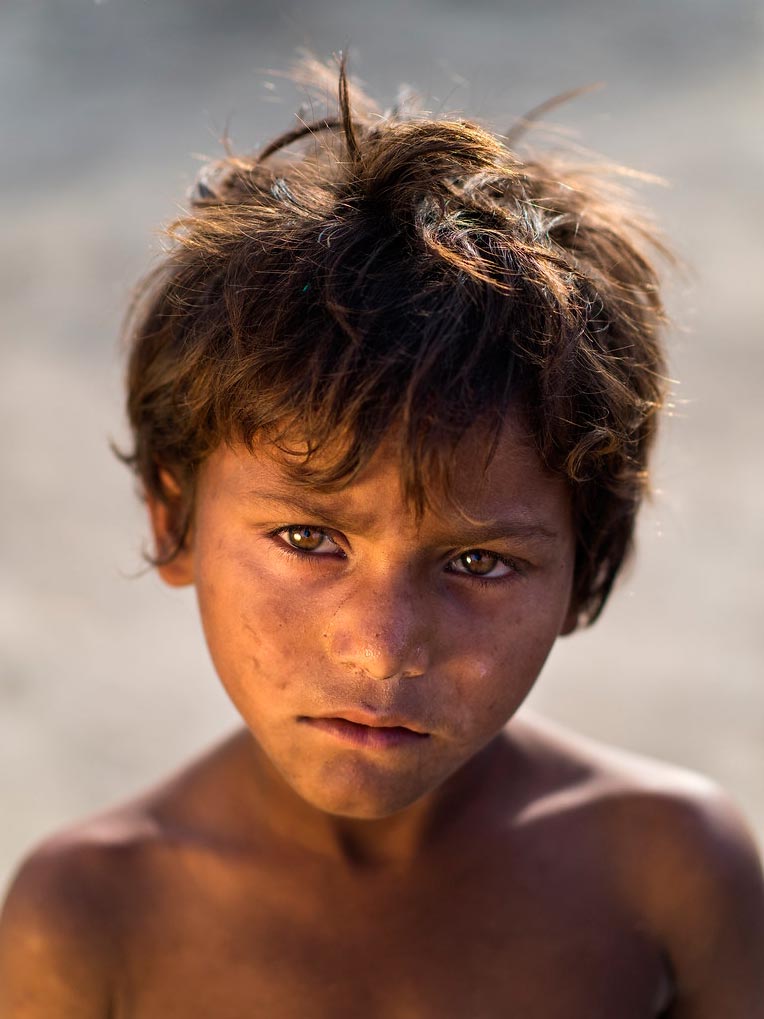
121;59;670;627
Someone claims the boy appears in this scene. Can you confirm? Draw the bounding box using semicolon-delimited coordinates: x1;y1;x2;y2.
1;62;763;1017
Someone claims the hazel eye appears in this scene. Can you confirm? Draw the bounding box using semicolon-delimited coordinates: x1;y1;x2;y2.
279;525;337;554
450;549;513;579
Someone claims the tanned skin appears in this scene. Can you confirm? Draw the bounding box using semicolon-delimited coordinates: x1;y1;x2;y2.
2;417;763;1017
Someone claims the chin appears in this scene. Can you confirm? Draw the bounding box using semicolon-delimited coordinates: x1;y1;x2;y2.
296;767;432;820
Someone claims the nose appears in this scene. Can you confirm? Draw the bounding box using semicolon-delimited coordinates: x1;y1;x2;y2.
323;571;431;681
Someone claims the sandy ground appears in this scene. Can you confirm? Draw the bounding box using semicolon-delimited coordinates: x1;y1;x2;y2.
1;0;763;895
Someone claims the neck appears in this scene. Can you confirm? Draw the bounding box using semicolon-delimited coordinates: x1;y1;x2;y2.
231;728;513;868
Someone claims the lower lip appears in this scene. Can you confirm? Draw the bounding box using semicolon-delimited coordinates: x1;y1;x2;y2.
302;717;430;749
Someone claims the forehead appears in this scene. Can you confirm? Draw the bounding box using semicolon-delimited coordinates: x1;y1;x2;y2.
201;415;572;539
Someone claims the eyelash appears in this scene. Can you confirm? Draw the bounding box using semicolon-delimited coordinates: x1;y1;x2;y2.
268;525;524;587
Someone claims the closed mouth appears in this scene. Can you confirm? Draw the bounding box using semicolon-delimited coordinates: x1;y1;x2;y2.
299;715;430;747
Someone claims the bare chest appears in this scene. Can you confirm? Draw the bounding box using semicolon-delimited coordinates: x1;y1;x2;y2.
113;849;672;1019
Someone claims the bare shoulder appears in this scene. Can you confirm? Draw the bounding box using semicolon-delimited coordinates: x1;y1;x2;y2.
513;710;764;1016
0;729;246;1018
0;811;151;1017
511;710;764;900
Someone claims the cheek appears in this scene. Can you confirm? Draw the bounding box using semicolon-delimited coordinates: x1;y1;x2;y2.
442;599;563;738
194;546;321;701
445;647;525;737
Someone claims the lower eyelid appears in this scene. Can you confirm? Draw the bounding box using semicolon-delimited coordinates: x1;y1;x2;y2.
274;543;328;565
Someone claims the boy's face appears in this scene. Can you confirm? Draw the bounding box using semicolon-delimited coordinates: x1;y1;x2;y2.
153;415;577;819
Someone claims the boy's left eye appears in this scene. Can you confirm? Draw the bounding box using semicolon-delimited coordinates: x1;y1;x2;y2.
275;525;340;555
448;550;515;579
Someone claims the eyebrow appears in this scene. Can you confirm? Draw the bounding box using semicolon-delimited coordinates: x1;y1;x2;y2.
437;521;559;545
252;492;377;532
249;492;559;545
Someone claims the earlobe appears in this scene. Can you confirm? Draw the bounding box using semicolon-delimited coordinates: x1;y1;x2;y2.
146;470;195;588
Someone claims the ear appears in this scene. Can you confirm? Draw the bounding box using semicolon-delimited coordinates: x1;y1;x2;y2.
146;469;195;587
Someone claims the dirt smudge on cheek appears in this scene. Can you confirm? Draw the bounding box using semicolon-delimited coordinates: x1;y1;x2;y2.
240;608;306;695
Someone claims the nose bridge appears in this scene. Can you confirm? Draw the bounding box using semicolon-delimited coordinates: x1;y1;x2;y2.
324;563;430;680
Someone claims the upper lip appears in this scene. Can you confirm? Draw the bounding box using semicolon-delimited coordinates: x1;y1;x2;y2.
312;709;429;735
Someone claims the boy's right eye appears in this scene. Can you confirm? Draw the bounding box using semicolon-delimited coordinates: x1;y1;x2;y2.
273;525;340;556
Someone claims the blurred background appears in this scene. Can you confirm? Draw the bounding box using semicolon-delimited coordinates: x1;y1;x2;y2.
2;0;762;894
